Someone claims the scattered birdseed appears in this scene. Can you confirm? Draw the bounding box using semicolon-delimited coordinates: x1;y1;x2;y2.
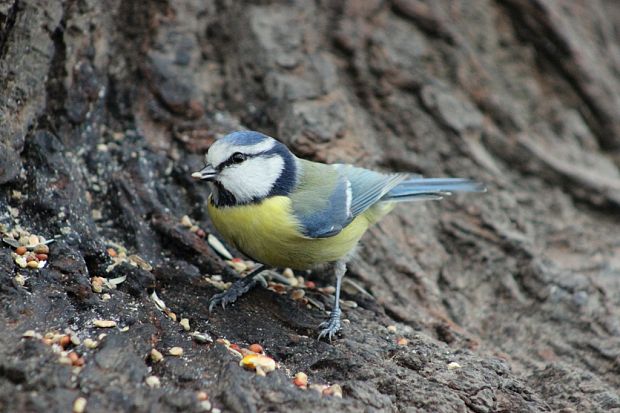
282;268;295;279
91;209;103;220
190;331;213;344
447;362;462;370
341;300;358;309
180;318;190;331
169;347;184;356
150;348;164;363
128;254;152;271
91;277;105;293
15;246;27;255
26;260;39;269
387;325;397;333
101;293;111;301
22;330;38;338
83;338;98;349
119;326;129;332
14;274;26;286
198;400;212;412
323;384;343;398
227;259;247;273
180;215;193;227
207;234;233;259
293;372;308;388
239;354;276;376
59;335;72;348
248;343;263;354
33;244;49;254
291;289;305;300
73;397;87;413
145;375;161;388
196;391;209;401
93;320;117;328
396;337;409;346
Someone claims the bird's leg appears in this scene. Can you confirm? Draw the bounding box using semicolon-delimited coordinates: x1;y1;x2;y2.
208;264;266;311
318;260;347;341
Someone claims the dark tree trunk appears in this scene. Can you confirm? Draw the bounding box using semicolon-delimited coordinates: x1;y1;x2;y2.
1;1;619;412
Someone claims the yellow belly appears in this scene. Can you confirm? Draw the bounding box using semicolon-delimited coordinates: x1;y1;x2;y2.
207;195;389;269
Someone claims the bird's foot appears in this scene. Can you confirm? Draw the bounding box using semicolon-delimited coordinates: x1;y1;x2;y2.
318;307;342;341
208;274;266;311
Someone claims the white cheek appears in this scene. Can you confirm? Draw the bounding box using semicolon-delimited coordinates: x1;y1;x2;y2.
219;156;284;203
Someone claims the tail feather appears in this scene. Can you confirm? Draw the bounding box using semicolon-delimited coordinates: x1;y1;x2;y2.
383;177;485;202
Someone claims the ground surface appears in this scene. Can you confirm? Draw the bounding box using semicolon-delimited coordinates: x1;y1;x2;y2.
1;1;620;412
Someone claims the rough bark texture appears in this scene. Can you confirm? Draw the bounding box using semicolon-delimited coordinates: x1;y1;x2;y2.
1;0;620;412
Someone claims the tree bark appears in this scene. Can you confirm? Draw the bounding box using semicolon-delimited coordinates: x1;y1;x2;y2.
1;0;619;412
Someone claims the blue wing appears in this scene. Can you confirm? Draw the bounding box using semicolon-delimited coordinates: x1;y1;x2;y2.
290;161;407;238
290;160;485;239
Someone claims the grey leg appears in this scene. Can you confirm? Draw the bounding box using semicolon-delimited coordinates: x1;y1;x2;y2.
208;264;266;311
318;260;347;341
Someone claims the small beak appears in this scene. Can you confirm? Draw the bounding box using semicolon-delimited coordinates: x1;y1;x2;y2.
191;164;217;181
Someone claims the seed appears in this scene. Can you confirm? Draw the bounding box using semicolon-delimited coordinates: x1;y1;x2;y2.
447;362;462;370
282;268;294;279
248;343;263;354
74;357;85;367
293;372;308;388
198;400;212;411
14;274;26;286
70;335;81;346
22;330;37;338
58;356;73;365
291;289;305;300
73;397;87;413
196;391;209;401
33;244;49;254
28;235;40;246
59;335;71;348
26;260;39;269
396;337;409;346
150;348;164;363
18;235;30;246
15;256;27;268
169;347;183;356
195;228;206;238
387;325;397;333
83;338;98;349
239;354;276;375
93;320;116;328
68;352;79;363
323;384;343;398
180;318;190;331
107;248;117;257
26;255;38;262
145;375;161;388
91;277;105;293
101;293;111;301
35;253;48;261
180;215;193;227
15;246;27;255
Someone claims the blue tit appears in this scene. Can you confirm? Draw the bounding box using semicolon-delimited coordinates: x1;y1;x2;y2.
192;130;485;340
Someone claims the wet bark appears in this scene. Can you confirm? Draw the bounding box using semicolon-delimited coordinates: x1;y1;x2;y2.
1;1;619;412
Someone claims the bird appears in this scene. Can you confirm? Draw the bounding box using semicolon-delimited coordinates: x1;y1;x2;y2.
192;130;485;340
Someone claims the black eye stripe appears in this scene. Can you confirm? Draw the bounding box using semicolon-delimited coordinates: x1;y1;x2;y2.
217;152;256;170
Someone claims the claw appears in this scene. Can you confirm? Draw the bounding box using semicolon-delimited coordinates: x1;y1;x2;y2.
317;308;342;341
208;274;261;312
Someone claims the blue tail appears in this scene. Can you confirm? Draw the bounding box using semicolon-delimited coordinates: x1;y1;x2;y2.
383;177;486;202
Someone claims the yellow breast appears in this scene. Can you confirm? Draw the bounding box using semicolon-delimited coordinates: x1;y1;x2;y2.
207;195;383;269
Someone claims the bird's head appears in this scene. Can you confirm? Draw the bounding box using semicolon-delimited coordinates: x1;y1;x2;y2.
192;131;298;206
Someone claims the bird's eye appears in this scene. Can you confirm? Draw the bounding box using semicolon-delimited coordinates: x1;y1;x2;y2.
231;152;246;164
